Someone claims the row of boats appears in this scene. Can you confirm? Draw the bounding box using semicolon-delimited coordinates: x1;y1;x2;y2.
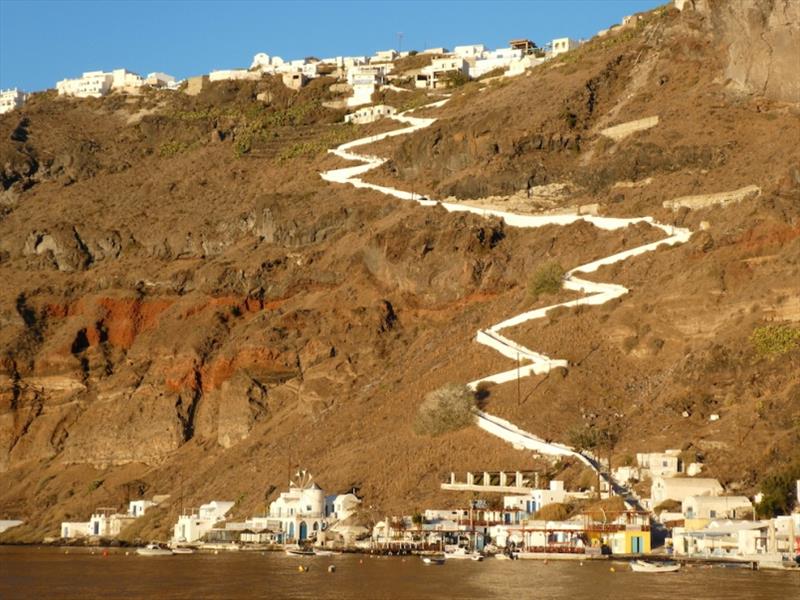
138;543;682;572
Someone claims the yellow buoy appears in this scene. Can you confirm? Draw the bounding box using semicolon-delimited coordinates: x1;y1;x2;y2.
328;565;336;573
610;566;616;572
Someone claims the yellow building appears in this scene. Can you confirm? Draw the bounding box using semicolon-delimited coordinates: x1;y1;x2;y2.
605;527;651;554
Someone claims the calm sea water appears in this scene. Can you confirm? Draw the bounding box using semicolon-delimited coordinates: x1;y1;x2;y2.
0;546;798;600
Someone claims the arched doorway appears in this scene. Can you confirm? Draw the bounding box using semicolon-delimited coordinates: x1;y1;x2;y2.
299;521;308;541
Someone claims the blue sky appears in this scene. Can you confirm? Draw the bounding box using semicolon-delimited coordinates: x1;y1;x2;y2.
0;0;664;92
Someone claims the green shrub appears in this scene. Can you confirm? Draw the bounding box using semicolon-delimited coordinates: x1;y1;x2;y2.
750;325;800;357
414;384;476;436
87;479;104;492
756;460;800;516
158;141;189;157
528;262;565;301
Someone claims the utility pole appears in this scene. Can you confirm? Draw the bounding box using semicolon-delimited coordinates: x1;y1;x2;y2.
396;32;404;53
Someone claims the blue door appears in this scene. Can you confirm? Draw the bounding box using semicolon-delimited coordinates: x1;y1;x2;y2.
632;536;642;554
288;522;295;539
93;521;99;535
299;521;308;541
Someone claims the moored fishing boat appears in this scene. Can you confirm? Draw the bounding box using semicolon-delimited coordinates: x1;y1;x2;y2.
630;560;681;573
136;543;173;556
421;555;445;565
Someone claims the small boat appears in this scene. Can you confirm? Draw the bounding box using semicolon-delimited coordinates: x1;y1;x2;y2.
136;543;173;556
444;547;483;561
421;555;446;565
285;546;316;557
314;549;337;556
171;547;195;555
630;560;681;573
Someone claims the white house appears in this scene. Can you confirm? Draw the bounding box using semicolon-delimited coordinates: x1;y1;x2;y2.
209;69;261;82
250;53;286;73
144;72;176;88
550;38;580;56
345;64;390;107
172;500;235;544
505;55;544;77
372;49;398;63
453;44;486;59
415;57;468;89
111;68;144;91
89;510;136;537
470;47;523;78
682;495;753;521
651;477;723;506
0;88;26;114
421;47;448;55
344;104;397;124
61;521;92;539
57;71;114;98
268;470;327;542
327;493;361;521
637;450;682;477
503;481;567;519
128;499;157;518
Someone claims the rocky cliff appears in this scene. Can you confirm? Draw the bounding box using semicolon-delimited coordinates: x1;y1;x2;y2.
1;3;799;542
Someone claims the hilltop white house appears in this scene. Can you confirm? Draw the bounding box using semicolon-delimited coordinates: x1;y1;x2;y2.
651;477;723;506
0;88;26;114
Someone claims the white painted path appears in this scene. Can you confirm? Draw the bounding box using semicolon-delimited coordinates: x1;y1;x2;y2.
321;100;692;503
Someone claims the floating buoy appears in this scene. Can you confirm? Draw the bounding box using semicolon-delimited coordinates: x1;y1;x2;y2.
125;551;130;556
297;565;305;572
102;549;108;557
64;550;69;555
328;565;336;573
579;561;584;566
543;559;548;565
610;567;616;573
359;559;363;564
214;550;219;555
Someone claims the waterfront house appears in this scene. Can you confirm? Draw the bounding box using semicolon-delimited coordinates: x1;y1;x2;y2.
682;495;753;529
326;492;361;521
61;521;92;539
671;514;799;568
651;476;722;506
0;88;26;114
502;481;567;521
172;500;235;544
268;470;327;542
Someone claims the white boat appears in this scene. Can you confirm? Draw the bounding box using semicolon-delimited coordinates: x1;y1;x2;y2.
314;549;337;556
285;546;316;557
630;560;681;573
444;548;483;561
422;555;446;565
171;547;195;555
136;543;173;556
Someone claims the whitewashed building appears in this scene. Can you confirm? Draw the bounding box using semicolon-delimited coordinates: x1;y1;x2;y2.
61;521;92;539
371;49;398;63
637;450;682;477
651;477;723;506
344;104;397;124
268;470;327;542
0;88;26;114
111;68;144;91
250;53;286;73
144;72;177;88
503;481;567;519
470;47;523;78
550;38;580;56
172;500;235;544
57;71;114;98
328;492;361;521
683;495;753;521
415;57;468;89
453;44;486;59
209;69;261;82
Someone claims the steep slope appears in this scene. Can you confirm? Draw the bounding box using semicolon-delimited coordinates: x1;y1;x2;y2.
1;2;799;542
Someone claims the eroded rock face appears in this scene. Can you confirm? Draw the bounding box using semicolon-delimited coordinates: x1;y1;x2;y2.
701;0;800;103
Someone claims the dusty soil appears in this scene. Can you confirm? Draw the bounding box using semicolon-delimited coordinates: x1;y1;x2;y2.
1;2;799;543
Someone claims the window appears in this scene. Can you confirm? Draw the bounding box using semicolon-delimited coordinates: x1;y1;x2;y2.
709;510;716;518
